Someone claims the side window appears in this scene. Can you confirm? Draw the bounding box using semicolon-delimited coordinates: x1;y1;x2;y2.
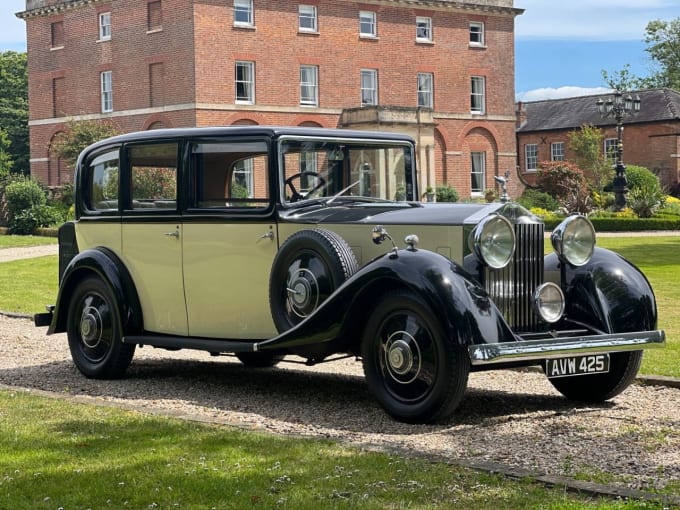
191;141;269;209
126;143;178;210
86;148;120;211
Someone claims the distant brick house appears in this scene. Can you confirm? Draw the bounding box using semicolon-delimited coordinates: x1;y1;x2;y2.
17;0;523;199
516;88;680;189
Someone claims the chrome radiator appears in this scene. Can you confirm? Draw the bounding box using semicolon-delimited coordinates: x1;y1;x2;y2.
485;222;544;332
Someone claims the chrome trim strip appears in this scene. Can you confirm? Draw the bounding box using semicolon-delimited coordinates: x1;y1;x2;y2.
468;330;665;365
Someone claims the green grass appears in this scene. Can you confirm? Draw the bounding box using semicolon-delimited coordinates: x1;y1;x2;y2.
596;237;680;377
0;389;667;510
0;237;677;375
0;234;57;248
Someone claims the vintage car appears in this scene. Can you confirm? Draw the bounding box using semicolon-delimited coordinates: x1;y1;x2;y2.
35;126;665;423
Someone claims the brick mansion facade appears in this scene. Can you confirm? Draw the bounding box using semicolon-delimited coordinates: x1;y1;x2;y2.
17;0;523;199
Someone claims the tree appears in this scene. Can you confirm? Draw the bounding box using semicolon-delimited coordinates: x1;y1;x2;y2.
0;51;29;174
52;119;121;169
602;17;680;91
567;125;612;195
0;128;14;176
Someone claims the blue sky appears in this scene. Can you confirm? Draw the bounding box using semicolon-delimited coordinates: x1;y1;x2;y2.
1;0;678;101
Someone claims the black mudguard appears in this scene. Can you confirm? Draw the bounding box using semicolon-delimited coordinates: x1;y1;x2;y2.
47;247;143;336
256;248;516;354
546;247;658;334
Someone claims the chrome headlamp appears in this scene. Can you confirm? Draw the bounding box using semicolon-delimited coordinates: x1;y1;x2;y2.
469;214;515;269
551;214;596;267
533;282;565;323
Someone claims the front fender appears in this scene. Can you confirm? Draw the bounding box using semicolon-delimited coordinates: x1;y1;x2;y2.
48;247;143;335
256;248;515;353
546;247;657;333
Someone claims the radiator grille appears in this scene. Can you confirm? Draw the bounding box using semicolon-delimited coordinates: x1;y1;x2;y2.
485;222;544;332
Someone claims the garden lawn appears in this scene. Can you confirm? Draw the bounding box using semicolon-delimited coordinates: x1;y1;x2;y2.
0;389;667;510
0;235;57;248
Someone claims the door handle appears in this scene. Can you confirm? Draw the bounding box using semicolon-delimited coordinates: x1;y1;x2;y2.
258;230;274;241
164;227;180;238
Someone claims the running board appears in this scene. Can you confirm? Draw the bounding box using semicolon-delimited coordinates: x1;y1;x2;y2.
123;335;258;353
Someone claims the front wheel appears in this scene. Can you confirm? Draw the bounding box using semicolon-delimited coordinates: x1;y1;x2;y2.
547;350;643;402
361;290;469;424
66;276;135;379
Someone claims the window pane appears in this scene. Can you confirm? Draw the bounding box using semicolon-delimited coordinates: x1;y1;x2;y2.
51;21;64;48
416;16;431;40
300;65;318;105
471;76;485;114
87;149;119;211
99;12;111;40
471;152;485;193
234;0;253;25
417;73;432;108
551;142;565;161
299;5;317;31
525;144;538;171
235;61;254;103
470;22;484;45
361;69;377;106
128;143;178;209
101;71;113;112
148;1;162;30
360;11;375;36
191;141;269;208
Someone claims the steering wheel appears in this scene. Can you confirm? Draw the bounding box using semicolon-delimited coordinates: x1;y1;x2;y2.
285;171;327;202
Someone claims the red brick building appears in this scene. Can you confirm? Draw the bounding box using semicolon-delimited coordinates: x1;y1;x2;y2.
516;89;680;189
18;0;523;199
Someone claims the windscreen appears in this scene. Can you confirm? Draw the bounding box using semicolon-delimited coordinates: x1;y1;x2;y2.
279;138;414;204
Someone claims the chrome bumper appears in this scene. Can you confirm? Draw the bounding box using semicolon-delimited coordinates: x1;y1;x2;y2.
468;330;665;366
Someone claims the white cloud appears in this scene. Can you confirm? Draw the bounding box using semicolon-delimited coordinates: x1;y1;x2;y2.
515;0;679;41
516;86;612;102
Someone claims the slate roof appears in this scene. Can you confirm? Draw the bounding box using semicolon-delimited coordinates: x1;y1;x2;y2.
517;88;680;133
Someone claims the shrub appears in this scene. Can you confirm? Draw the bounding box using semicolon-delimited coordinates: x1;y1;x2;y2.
628;181;665;218
517;188;560;211
435;183;459;202
536;161;591;214
4;177;47;228
10;204;65;235
623;165;659;191
667;180;680;199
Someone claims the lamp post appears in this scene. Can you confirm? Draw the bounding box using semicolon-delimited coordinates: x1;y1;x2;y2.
596;90;641;210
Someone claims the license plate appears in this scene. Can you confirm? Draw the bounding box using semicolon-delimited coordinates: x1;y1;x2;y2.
546;354;610;378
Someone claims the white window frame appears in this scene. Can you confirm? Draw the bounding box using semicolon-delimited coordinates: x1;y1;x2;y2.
416;16;432;42
470;21;484;46
233;158;254;197
235;61;255;104
299;5;317;33
359;10;376;37
604;138;618;163
234;0;254;27
417;73;433;108
100;71;113;113
551;142;565;161
99;12;111;41
360;69;378;106
300;65;318;106
471;152;486;194
525;144;538;172
471;76;486;114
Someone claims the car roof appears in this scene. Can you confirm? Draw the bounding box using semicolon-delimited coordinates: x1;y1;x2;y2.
82;125;416;152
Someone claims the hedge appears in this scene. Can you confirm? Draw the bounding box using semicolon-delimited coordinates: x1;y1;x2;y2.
544;217;680;232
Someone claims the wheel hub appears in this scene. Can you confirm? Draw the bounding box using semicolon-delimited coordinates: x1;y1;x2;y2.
387;339;413;375
80;307;102;347
286;268;319;318
384;332;421;384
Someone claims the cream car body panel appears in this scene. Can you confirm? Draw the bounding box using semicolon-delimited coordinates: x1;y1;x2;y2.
182;222;278;338
75;221;122;254
121;222;187;335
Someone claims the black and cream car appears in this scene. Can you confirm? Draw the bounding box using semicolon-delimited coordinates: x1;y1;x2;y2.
35;126;665;423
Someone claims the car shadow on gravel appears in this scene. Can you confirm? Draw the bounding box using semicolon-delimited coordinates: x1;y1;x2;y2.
0;356;615;434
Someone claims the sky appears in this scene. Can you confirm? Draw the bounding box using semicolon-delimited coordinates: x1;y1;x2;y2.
1;0;678;102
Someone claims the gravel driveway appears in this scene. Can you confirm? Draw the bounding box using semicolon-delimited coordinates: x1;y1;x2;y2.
1;313;678;496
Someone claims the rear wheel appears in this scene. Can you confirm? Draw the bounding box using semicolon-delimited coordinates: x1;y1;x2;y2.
361;290;469;424
547;350;643;402
66;276;135;379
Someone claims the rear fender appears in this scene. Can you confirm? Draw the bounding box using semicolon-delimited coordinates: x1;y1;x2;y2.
48;247;143;335
255;248;515;355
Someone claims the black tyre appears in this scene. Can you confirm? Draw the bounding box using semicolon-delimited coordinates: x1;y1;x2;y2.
66;276;135;379
547;350;643;402
236;352;285;368
270;229;358;332
361;290;469;424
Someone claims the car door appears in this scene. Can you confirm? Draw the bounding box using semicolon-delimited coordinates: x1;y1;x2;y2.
182;139;278;339
120;141;188;336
